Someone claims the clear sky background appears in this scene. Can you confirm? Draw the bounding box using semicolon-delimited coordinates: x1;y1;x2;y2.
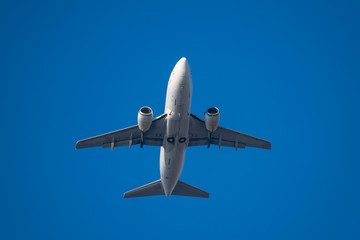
1;0;359;239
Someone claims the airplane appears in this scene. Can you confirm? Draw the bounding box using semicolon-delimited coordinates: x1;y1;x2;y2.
75;57;271;198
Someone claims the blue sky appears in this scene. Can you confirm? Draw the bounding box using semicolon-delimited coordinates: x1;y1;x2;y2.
1;0;359;239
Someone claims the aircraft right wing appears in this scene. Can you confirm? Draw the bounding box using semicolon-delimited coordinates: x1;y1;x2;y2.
75;114;167;150
188;113;271;150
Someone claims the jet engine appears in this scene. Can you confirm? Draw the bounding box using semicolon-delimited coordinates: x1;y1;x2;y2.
205;107;220;132
138;106;153;132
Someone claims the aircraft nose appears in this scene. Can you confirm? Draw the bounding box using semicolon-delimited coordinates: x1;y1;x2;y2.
180;57;188;64
175;57;190;77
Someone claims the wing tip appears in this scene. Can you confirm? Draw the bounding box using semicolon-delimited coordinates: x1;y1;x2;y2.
75;141;80;150
262;141;271;150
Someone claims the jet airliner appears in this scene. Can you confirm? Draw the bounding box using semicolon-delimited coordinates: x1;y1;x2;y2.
75;57;271;198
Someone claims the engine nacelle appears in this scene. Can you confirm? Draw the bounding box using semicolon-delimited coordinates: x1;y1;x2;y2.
205;107;220;132
138;106;153;132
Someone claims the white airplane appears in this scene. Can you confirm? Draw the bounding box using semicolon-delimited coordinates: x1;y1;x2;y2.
75;57;271;198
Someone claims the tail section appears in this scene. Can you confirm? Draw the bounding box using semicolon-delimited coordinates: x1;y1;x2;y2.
123;179;209;198
124;179;164;198
172;180;209;198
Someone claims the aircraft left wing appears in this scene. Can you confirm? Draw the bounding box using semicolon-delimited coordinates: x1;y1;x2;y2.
188;114;271;150
75;114;167;150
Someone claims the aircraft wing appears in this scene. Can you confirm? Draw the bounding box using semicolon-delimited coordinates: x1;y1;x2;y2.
188;114;271;150
75;114;167;150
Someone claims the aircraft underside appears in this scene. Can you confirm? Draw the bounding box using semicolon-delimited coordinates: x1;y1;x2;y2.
75;57;271;198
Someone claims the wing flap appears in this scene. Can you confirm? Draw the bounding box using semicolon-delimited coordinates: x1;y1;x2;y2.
75;114;167;149
76;125;140;149
212;126;270;149
188;113;271;150
102;139;141;148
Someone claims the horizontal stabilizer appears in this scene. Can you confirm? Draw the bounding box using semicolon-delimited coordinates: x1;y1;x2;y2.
124;179;164;198
123;179;209;198
172;180;209;198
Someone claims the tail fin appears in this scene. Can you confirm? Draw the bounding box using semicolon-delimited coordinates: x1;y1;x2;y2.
172;180;209;198
123;179;209;198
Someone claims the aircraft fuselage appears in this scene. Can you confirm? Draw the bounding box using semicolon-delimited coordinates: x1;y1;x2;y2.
160;57;193;197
